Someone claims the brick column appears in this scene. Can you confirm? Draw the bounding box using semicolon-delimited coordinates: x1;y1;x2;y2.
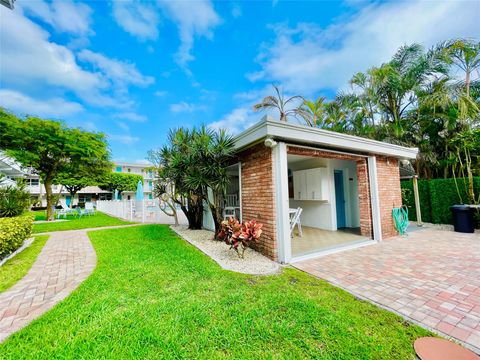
237;144;277;260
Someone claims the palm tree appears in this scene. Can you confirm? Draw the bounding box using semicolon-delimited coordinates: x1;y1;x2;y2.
253;85;303;122
296;96;327;127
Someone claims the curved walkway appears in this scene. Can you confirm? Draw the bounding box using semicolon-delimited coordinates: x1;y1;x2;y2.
0;228;102;342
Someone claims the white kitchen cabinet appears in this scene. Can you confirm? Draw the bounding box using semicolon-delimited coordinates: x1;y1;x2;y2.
293;168;329;201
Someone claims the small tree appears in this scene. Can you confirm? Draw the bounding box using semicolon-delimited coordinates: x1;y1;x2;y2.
150;126;235;231
57;157;112;201
0;110;111;221
100;172;143;197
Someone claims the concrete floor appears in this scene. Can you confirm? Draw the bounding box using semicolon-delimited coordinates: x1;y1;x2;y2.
293;228;480;353
291;226;370;257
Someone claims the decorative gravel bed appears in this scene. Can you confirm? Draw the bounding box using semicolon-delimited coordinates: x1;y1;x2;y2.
171;226;281;275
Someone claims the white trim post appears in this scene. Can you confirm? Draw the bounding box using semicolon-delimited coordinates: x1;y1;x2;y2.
238;162;243;222
367;156;382;241
273;142;290;263
412;175;422;226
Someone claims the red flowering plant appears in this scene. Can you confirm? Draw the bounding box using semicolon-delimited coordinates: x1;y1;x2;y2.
216;217;263;258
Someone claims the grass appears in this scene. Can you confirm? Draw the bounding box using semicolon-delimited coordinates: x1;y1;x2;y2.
31;210;132;233
0;235;49;293
0;225;431;359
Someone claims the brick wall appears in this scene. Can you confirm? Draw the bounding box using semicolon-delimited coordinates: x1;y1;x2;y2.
238;144;277;260
376;156;401;238
287;146;373;238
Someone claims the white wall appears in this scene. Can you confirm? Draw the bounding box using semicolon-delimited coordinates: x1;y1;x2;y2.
288;157;360;231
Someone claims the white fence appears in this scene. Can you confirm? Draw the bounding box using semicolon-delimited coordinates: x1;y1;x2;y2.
96;199;188;225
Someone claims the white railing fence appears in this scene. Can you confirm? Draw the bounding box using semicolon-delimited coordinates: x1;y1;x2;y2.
96;199;188;225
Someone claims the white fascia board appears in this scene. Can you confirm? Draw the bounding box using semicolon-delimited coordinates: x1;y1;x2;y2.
234;116;418;159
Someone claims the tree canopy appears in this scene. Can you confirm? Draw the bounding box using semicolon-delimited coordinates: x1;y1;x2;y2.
100;172;143;194
0;109;111;220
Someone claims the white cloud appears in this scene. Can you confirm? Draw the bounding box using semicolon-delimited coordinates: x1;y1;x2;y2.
209;107;259;135
20;0;93;36
250;1;480;95
169;102;206;113
116;121;130;132
154;90;167;97
112;112;147;122
0;7;153;110
231;4;242;18
0;7;111;106
112;1;160;41
0;89;84;117
108;134;140;145
158;0;221;69
77;49;155;92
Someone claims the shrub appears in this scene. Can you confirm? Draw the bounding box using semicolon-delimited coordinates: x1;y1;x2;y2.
217;217;263;258
0;184;31;218
0;214;34;259
401;177;480;227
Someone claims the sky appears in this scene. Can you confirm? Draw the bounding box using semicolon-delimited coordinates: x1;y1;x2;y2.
1;0;479;163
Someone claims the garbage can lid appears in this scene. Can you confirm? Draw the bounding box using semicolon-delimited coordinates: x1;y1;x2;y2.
450;205;472;211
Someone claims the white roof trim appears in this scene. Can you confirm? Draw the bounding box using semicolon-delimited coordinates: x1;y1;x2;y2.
234;115;418;159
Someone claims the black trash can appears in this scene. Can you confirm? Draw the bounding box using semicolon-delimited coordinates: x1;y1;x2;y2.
450;205;474;233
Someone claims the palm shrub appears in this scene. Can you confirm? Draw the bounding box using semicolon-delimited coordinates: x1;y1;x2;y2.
217;217;263;258
0;183;31;218
149;126;235;232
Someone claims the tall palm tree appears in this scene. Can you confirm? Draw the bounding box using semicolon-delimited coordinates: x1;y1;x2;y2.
296;96;327;127
253;85;303;122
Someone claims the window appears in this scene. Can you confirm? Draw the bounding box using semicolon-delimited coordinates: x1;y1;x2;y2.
148;194;153;200
116;166;122;172
29;179;39;186
78;195;92;203
149;181;152;188
127;168;131;173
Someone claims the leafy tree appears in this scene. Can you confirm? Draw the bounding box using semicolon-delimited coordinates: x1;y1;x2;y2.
150;126;235;232
57;154;112;200
100;172;143;196
253;85;303;122
0;110;111;221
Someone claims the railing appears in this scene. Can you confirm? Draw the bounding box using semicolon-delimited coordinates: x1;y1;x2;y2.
96;199;187;225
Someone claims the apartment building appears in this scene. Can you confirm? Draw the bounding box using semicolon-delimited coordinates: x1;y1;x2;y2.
0;154;156;206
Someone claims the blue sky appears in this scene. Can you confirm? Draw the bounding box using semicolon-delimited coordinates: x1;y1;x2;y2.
1;0;479;163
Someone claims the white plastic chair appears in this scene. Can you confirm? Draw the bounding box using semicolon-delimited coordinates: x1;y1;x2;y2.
289;207;303;237
223;206;236;220
56;199;76;219
85;202;95;216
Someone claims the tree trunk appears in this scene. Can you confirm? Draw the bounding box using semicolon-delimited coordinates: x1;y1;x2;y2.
181;195;203;229
44;178;54;221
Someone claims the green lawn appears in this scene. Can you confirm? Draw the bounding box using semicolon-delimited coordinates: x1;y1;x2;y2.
0;235;49;293
32;210;132;233
0;225;431;358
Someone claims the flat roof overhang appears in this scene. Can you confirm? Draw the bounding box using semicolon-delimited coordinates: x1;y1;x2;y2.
234;116;419;160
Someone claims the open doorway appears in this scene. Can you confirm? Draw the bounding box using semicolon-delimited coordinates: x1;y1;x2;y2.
287;153;371;258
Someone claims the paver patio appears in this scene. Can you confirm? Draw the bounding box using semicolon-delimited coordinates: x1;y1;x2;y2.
293;228;480;353
0;229;96;342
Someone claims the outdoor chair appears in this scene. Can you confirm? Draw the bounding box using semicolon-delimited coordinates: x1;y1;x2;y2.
223;206;237;220
84;202;95;216
289;207;303;237
55;199;76;219
76;207;87;218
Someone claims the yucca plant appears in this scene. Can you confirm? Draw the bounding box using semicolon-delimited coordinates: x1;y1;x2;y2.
0;183;31;218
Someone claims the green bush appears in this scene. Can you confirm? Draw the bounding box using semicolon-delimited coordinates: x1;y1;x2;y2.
0;184;31;217
0;214;34;259
401;177;480;226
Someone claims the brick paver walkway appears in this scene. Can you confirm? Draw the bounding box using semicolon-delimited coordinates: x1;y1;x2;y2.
0;229;96;342
293;228;480;353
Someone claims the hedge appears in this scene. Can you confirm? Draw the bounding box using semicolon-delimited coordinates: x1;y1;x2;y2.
0;214;34;259
401;177;480;226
